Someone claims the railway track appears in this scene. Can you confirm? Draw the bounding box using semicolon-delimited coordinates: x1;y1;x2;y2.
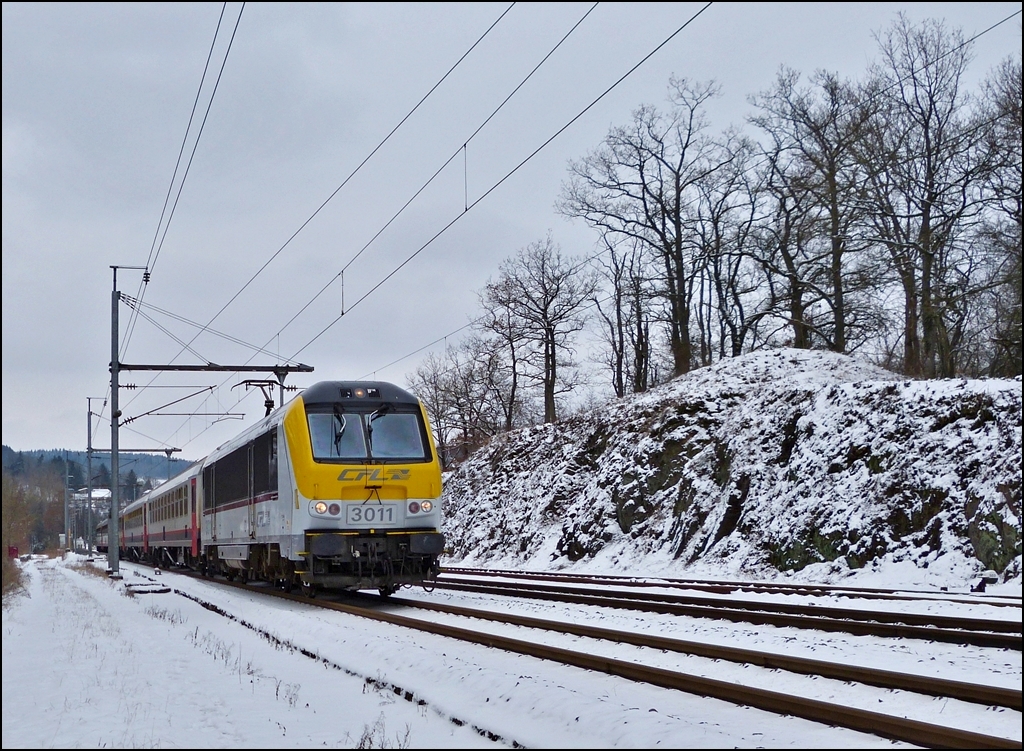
431;570;1022;650
126;564;1023;749
374;591;1021;709
442;565;1024;608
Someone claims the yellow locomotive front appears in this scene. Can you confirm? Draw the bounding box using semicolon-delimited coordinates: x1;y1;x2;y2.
285;381;444;595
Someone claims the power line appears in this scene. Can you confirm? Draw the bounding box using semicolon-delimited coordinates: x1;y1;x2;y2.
144;4;1018;455
170;2;517;359
358;243;619;379
141;5;518;453
145;3;228;274
148;2;247;279
96;4;240;439
122;2;246;361
289;2;714;360
122;295;305;365
264;2;600;346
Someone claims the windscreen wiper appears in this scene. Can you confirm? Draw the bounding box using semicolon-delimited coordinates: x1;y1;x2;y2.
366;403;391;450
332;405;347;454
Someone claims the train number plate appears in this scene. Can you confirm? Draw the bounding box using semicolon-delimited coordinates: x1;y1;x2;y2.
346;503;399;526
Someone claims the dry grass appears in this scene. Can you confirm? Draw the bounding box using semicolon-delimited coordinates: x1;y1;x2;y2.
2;555;24;602
355;715;411;749
67;560;110;579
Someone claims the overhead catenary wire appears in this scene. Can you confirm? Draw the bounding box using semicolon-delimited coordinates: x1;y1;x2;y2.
142;3;618;455
136;4;520;452
136;4;1019;455
288;2;715;361
114;1;248;450
120;2;229;362
147;2;247;279
87;410;191;452
163;2;517;363
151;0;715;453
96;3;241;439
121;2;246;362
121;387;216;426
135;0;660;449
120;3;515;435
145;3;230;274
123;1;595;392
359;245;622;379
264;2;600;346
122;295;306;366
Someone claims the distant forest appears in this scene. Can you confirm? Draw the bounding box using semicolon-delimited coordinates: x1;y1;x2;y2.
2;445;194;488
2;445;195;554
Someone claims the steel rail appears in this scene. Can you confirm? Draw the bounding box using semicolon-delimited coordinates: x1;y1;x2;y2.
178;574;1022;749
437;574;1021;632
436;573;1019;631
442;565;1024;608
428;579;1023;650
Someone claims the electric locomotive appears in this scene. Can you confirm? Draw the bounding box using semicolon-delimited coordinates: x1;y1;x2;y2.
201;380;444;595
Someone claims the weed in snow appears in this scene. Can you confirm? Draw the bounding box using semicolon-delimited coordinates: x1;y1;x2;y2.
352;714;411;749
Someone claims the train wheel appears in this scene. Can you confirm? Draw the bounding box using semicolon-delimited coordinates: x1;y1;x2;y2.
300;580;317;599
378;585;397;598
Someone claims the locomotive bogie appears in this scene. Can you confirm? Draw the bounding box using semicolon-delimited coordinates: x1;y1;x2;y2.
301;529;444;589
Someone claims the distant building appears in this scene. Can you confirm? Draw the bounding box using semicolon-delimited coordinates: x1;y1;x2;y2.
73;487;112;517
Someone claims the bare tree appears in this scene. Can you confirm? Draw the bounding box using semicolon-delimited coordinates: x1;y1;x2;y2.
483;236;596;423
407;350;457;468
559;78;731;377
2;474;33;558
408;337;520;465
690;135;768;359
478;280;531;432
445;337;506;456
978;56;1022;375
858;15;992;377
750;68;873;353
592;234;655;396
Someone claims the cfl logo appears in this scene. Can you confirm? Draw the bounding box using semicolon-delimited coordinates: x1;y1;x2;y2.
337;468;411;481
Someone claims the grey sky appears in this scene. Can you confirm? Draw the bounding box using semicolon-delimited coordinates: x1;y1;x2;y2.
3;2;1020;462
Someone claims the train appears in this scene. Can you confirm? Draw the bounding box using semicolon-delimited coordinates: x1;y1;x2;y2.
96;381;445;596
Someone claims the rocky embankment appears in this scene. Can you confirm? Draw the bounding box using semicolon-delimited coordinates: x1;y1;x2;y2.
441;349;1022;583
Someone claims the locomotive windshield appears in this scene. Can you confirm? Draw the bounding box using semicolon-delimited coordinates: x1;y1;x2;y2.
307;407;429;462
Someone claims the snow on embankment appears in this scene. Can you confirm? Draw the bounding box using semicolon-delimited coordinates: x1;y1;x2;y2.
441;349;1022;584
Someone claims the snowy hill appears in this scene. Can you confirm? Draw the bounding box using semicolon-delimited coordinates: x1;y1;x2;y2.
441;349;1022;588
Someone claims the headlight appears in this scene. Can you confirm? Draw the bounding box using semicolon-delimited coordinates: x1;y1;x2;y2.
408;501;420;514
329;503;341;516
420;501;433;512
314;501;328;515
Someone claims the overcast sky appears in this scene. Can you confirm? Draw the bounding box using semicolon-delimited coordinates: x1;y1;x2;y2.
3;2;1020;462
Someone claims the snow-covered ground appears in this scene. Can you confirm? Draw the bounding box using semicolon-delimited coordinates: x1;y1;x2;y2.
3;553;1020;748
